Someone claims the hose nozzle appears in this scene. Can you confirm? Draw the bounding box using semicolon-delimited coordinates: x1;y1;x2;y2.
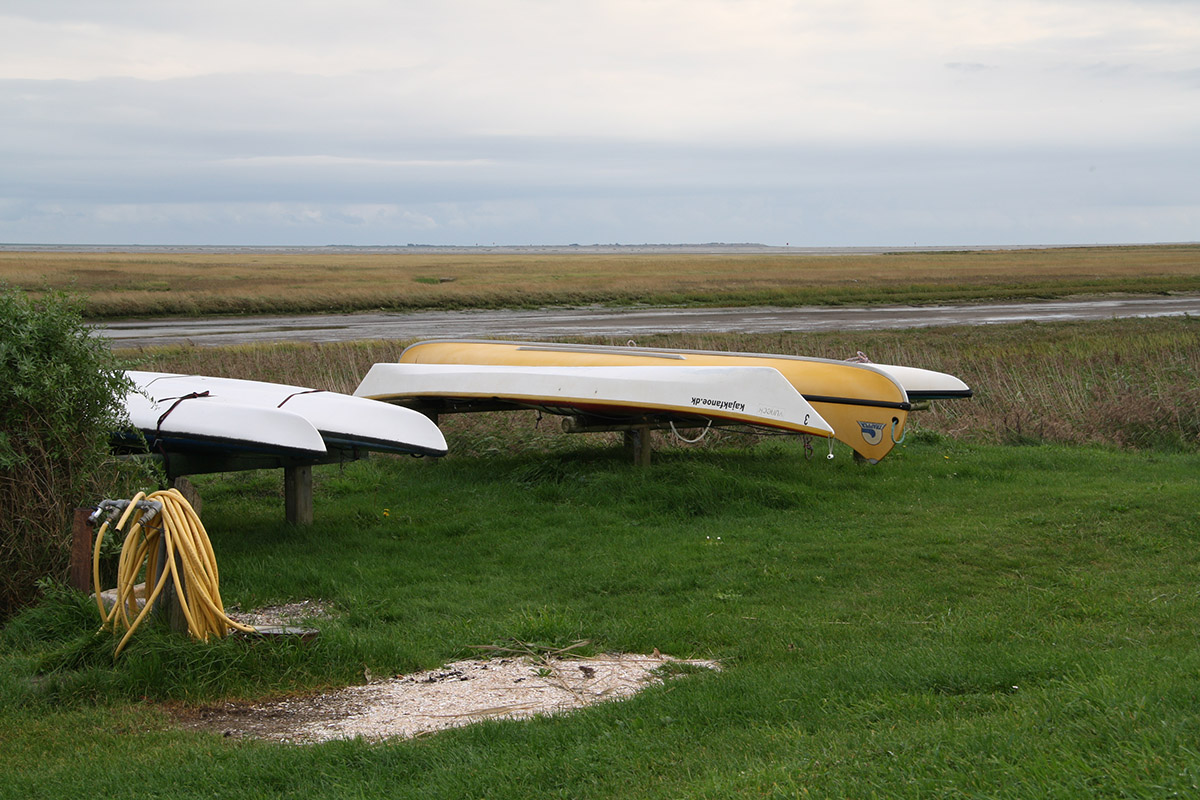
88;498;163;527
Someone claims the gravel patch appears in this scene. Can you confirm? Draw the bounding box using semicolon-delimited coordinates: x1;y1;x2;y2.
173;602;718;743
173;652;719;744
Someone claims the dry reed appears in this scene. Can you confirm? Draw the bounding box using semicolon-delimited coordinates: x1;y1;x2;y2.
119;316;1200;454
7;245;1199;318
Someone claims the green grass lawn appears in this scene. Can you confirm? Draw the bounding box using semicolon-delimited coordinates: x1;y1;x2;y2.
3;436;1199;798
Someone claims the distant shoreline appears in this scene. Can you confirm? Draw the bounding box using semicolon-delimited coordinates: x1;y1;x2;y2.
1;242;1188;256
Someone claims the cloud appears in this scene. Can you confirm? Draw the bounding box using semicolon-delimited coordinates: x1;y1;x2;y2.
0;0;1198;245
945;62;993;72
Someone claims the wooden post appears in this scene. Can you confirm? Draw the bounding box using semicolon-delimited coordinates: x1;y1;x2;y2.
637;426;653;467
423;411;441;465
69;508;93;592
171;476;202;516
284;464;314;525
155;531;189;633
624;426;653;466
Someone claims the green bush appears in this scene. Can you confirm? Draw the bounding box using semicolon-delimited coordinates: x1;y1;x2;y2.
0;287;132;620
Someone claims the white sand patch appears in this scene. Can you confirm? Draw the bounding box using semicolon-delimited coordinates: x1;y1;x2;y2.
174;651;719;744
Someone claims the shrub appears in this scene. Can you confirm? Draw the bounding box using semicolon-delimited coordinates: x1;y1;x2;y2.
0;287;132;621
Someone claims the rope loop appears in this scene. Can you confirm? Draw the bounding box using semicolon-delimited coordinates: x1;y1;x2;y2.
669;418;712;444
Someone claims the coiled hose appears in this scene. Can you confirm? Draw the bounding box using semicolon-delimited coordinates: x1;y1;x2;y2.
93;488;255;657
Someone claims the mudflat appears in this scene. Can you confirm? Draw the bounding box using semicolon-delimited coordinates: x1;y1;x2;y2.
93;295;1200;348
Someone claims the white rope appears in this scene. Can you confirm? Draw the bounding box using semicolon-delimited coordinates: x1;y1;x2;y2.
669;418;712;443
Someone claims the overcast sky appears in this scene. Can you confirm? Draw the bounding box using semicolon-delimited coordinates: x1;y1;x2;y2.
2;1;1198;247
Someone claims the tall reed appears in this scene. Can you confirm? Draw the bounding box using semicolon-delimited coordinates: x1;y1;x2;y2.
119;316;1200;454
7;245;1199;318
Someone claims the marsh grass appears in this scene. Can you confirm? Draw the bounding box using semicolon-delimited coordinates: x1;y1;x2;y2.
122;316;1200;454
5;244;1199;317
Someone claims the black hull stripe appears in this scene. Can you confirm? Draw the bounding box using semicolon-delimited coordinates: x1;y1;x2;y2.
805;395;912;411
906;390;974;401
320;433;447;457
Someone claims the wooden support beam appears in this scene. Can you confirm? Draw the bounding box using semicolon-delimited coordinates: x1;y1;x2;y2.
623;427;653;467
284;464;314;525
69;508;93;593
155;533;189;633
423;411;442;465
563;416;706;435
170;476;202;516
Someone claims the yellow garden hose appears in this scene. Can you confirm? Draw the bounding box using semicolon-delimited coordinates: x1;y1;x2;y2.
92;488;255;657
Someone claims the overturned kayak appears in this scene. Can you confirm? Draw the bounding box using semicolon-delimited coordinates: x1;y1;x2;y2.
117;371;448;476
394;340;916;462
119;388;328;460
844;358;972;402
356;363;835;438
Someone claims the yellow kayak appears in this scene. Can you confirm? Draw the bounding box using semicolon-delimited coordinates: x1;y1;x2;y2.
398;340;912;463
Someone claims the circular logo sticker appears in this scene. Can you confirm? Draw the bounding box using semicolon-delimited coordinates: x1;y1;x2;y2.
857;420;885;445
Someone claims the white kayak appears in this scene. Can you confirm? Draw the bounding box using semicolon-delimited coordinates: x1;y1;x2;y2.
120;388;328;458
123;371;448;458
355;363;835;437
865;363;972;401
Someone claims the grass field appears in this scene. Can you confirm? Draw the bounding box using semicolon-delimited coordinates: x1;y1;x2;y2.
2;439;1199;797
3;251;1200;796
4;244;1200;317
